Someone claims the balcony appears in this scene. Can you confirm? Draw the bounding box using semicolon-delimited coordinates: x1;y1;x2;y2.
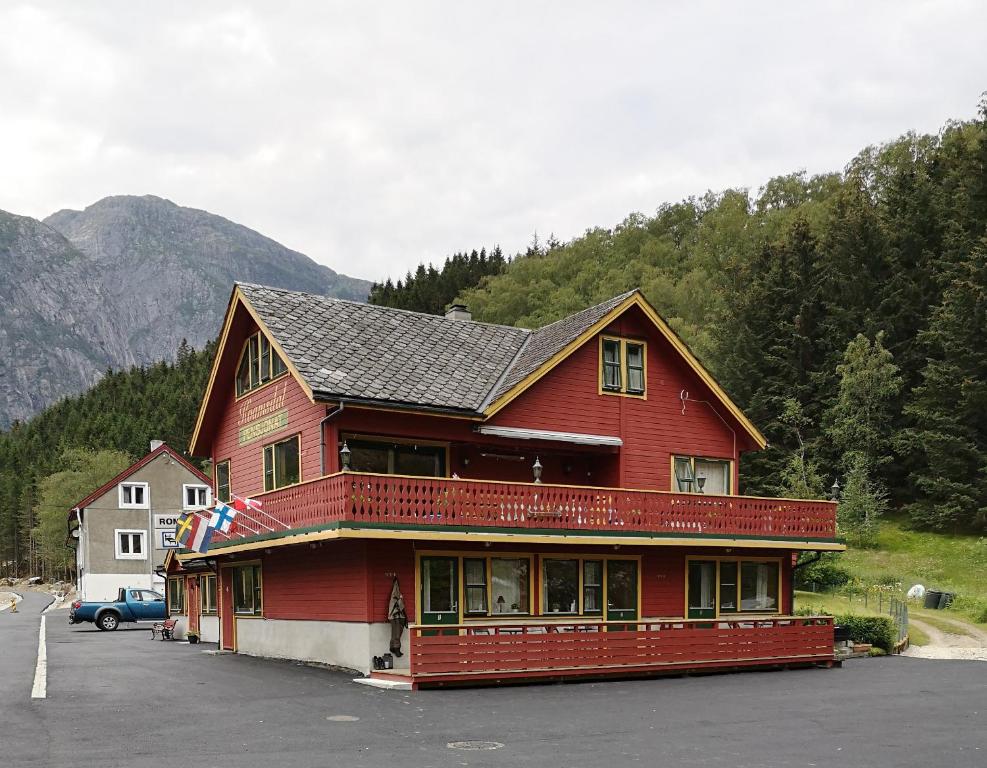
404;616;835;686
245;471;839;543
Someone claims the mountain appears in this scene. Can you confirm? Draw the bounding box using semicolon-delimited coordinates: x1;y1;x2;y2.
0;195;370;429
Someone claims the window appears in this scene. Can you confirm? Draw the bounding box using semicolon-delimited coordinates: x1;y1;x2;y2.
343;435;447;478
673;456;732;495
232;564;263;615
167;577;185;614
183;484;211;509
118;482;149;509
236;331;288;397
201;574;217;615
542;557;637;616
688;558;781;617
582;560;603;615
599;337;646;397
115;529;147;560
463;557;530;617
215;460;231;504
263;435;300;491
543;559;580;614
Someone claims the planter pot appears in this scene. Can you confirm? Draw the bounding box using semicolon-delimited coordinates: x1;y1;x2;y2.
188;635;200;645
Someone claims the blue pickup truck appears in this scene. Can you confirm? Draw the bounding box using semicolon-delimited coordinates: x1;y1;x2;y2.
70;587;169;631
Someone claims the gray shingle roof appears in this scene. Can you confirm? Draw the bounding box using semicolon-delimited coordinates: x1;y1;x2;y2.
238;283;638;414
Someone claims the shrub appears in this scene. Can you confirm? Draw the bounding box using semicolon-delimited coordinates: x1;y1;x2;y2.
834;614;897;652
795;558;852;590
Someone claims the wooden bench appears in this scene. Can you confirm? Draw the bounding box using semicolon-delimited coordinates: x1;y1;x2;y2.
150;619;178;641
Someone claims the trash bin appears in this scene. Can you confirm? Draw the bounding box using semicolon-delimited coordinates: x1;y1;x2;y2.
924;590;943;609
938;592;955;610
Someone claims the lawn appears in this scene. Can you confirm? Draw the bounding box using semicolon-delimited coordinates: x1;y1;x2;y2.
793;589;931;646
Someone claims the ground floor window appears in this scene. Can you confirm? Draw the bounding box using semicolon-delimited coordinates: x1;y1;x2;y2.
688;558;781;618
541;557;637;617
201;574;217;614
167;577;185;615
463;556;531;616
232;564;263;615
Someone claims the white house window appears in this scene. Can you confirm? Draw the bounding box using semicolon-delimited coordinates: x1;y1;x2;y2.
115;529;147;560
118;482;149;509
183;484;211;509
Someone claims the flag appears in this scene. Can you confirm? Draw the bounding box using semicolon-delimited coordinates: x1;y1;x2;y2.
209;502;237;534
175;512;195;547
189;516;214;554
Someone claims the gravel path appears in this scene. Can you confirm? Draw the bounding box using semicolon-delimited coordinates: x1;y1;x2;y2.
904;616;987;661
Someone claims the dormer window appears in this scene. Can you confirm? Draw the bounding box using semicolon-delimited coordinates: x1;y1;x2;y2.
600;336;646;397
236;331;288;397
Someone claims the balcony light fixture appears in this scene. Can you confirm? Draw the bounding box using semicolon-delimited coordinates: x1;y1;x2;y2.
340;441;351;471
830;478;841;501
532;457;543;484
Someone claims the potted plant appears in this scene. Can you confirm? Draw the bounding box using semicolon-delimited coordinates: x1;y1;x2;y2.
186;631;200;645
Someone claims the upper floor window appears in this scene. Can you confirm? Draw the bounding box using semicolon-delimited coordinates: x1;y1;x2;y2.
673;455;732;495
183;484;211;509
215;460;231;503
263;435;300;491
600;337;646;397
342;435;447;478
236;331;288;397
115;529;147;560
118;482;149;509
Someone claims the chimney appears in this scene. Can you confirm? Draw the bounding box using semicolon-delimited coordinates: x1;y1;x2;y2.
445;303;472;322
149;440;165;453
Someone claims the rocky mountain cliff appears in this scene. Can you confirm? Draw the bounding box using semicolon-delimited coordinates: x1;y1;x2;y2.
0;195;370;429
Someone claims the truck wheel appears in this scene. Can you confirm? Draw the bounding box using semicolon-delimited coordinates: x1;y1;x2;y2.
97;612;120;631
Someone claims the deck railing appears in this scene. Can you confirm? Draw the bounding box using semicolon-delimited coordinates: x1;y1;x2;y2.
251;471;838;540
408;616;835;681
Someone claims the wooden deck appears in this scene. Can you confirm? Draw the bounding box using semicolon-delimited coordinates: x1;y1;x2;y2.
398;616;835;688
251;471;839;541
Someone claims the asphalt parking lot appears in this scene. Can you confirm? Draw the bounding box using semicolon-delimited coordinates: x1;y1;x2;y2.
2;591;986;768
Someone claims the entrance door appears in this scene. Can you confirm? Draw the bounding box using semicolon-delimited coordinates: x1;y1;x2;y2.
420;556;458;632
187;577;200;635
606;559;638;629
687;560;717;619
220;567;235;651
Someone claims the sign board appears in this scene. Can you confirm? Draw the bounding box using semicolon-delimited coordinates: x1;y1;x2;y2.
154;514;182;529
159;529;179;549
238;409;289;445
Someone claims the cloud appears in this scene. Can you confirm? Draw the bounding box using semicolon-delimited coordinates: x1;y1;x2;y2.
0;1;985;281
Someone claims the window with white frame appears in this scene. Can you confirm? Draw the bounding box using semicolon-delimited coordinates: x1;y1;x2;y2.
115;529;147;560
183;484;211;509
118;482;149;509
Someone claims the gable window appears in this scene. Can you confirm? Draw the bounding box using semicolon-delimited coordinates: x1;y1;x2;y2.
599;337;646;397
342;435;447;478
201;574;218;615
168;577;185;614
673;455;732;495
232;564;263;615
183;484;211;509
236;331;288;397
118;482;149;509
263;435;300;491
215;460;231;503
115;529;147;560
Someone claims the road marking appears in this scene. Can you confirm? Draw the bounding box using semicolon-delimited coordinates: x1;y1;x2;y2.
31;615;47;700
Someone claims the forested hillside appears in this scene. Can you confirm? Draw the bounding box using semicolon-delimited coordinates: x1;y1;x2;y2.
460;102;987;534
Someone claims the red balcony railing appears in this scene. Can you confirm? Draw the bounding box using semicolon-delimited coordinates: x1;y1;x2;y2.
250;471;838;540
408;616;835;682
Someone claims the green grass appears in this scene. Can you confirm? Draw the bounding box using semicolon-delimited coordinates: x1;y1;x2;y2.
839;519;987;624
794;589;932;646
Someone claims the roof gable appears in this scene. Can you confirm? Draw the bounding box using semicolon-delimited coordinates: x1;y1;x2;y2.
68;443;210;516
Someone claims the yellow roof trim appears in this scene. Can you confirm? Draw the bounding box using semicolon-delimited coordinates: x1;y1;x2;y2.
482;292;767;449
176;526;844;560
188;285;317;456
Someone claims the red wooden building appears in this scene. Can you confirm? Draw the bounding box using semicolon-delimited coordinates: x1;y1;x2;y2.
167;283;842;687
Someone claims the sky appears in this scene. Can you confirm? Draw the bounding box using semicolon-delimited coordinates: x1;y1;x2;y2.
1;2;985;283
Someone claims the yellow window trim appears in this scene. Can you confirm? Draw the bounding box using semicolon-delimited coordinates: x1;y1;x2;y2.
214;459;232;504
262;433;302;493
225;560;264;617
684;555;784;619
598;335;647;399
539;554;642;619
671;455;735;496
234;330;290;400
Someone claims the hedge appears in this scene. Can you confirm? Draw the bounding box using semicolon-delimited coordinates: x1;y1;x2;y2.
834;614;897;652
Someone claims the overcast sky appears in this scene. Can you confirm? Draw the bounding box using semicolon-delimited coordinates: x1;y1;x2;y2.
1;2;985;282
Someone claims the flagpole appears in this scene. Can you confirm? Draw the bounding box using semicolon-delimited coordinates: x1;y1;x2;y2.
234;494;292;530
189;506;261;537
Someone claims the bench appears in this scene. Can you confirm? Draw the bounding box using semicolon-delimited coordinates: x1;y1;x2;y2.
150;619;178;641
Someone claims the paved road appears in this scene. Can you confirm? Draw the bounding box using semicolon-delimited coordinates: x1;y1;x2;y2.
2;602;985;768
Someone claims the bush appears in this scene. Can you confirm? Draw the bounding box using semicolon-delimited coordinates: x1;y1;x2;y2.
795;557;852;590
834;614;897;652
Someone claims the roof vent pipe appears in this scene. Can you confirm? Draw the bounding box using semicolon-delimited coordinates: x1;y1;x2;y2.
445;304;472;321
